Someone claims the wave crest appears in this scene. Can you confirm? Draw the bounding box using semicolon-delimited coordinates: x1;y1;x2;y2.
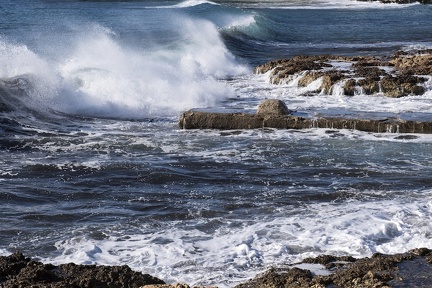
0;20;248;119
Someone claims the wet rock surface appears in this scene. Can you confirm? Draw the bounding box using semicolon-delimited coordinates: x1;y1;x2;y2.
179;99;432;133
0;252;165;288
1;249;432;287
235;248;432;288
254;50;432;98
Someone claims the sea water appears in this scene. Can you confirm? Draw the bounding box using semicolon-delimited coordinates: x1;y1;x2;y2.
1;0;432;287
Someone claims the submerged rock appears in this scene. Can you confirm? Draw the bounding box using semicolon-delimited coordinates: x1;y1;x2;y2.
254;50;432;97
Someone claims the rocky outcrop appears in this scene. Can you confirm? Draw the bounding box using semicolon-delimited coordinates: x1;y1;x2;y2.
2;248;432;288
179;99;432;134
235;248;432;288
254;50;432;98
0;252;165;288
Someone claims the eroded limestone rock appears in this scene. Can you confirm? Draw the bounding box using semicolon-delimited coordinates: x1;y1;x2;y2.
254;50;432;97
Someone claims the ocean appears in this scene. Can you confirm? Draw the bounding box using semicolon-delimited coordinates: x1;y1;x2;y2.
1;0;432;286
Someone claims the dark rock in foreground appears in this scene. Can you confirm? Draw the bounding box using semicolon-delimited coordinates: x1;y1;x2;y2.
235;248;432;288
2;248;432;288
0;252;165;288
179;99;432;134
2;248;432;287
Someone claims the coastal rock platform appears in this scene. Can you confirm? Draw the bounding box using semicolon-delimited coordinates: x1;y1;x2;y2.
179;99;432;134
254;50;432;98
1;248;432;287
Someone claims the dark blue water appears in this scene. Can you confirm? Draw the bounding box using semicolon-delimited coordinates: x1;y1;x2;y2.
1;1;432;287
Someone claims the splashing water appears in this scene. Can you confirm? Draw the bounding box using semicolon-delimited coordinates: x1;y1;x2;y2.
1;19;249;119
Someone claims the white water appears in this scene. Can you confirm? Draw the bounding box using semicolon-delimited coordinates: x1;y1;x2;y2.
2;2;432;288
0;19;249;118
46;187;432;287
228;72;432;118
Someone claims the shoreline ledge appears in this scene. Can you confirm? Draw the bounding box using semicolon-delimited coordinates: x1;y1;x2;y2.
1;248;432;287
180;49;432;134
253;50;432;98
179;99;432;134
253;49;432;98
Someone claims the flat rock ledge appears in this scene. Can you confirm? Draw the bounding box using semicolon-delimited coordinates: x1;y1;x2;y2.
254;50;432;98
2;248;432;288
179;99;432;134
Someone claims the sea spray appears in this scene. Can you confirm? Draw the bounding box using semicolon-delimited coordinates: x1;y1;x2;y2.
1;19;249;119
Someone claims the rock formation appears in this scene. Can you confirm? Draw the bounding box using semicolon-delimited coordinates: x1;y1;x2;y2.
235;248;432;288
254;50;432;98
179;99;432;134
2;248;432;287
0;252;165;288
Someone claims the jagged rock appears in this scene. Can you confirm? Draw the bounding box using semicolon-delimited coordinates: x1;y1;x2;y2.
254;50;432;97
255;55;333;84
235;248;432;288
0;252;165;288
3;249;432;288
357;78;381;95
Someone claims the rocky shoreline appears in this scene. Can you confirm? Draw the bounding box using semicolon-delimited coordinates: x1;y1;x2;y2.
179;98;432;134
180;49;432;133
254;49;432;98
1;248;432;287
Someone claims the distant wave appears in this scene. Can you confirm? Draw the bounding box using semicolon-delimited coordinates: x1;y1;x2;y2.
155;0;220;9
215;0;419;9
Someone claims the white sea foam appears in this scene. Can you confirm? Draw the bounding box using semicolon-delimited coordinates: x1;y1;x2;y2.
229;73;432;117
0;40;59;102
56;21;248;118
222;14;256;29
45;189;432;287
171;0;220;8
151;0;219;9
